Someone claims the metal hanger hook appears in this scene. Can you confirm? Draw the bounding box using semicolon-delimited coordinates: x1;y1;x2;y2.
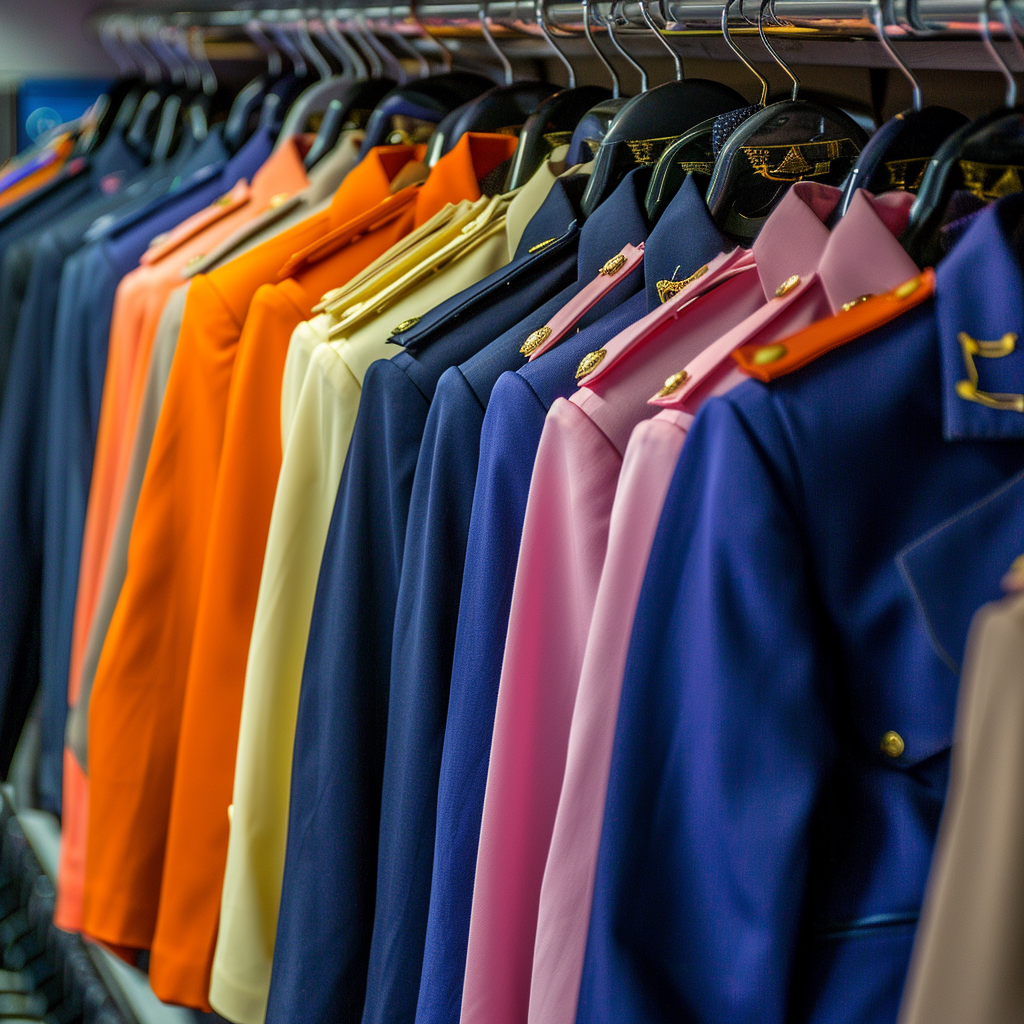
188;25;218;95
997;0;1024;95
123;15;163;85
387;6;431;79
640;0;683;82
583;0;620;97
322;16;368;79
408;0;454;72
480;0;514;84
871;0;922;110
246;19;283;78
357;12;408;83
100;16;138;78
296;18;334;81
535;0;577;87
980;0;1018;107
722;0;768;104
268;20;308;77
757;0;800;100
606;3;648;91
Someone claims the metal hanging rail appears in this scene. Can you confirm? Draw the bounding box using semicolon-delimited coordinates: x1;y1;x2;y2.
88;0;1024;71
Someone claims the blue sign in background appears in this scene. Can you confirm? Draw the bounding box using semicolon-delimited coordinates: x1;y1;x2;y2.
17;79;112;151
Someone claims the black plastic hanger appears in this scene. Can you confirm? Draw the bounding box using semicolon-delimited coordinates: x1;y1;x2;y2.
645;0;765;222
359;73;495;154
577;0;745;218
425;81;560;164
705;0;867;242
902;0;1024;265
832;0;966;221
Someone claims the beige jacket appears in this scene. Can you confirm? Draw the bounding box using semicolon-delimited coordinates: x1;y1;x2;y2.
899;590;1024;1024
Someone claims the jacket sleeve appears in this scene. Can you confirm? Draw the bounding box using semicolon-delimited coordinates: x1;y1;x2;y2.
576;389;836;1024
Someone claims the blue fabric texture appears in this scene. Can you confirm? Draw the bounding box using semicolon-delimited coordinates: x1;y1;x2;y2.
575;196;1024;1024
267;174;584;1024
414;169;729;1024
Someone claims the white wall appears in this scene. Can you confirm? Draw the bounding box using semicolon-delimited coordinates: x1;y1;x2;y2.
0;0;116;80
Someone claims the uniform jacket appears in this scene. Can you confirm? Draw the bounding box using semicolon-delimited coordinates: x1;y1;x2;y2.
576;194;1024;1024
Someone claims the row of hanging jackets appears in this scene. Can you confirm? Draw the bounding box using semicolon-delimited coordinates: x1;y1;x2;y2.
0;38;1023;1024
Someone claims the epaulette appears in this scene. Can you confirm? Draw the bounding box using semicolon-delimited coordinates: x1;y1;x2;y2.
733;268;935;382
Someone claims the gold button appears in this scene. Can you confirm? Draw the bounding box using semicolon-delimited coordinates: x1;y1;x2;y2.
392;317;421;334
842;294;873;312
575;348;607;379
775;274;801;298
520;325;552;356
753;343;787;366
657;370;689;397
894;276;921;300
269;192;290;208
215;193;233;206
527;237;557;254
599;253;627;276
880;731;905;758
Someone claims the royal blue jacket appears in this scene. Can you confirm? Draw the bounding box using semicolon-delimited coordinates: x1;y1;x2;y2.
577;195;1024;1024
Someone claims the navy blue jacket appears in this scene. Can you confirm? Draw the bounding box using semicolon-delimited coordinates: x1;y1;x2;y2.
358;168;664;1024
576;196;1024;1024
267;171;588;1024
414;172;730;1024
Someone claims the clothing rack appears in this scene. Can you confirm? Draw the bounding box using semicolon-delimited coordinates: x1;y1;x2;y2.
88;1;1024;72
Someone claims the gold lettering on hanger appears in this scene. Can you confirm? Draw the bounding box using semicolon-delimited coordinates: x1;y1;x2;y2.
959;160;1024;203
741;138;860;183
624;135;680;166
677;160;715;176
883;157;929;192
656;263;709;304
955;331;1024;412
543;131;574;150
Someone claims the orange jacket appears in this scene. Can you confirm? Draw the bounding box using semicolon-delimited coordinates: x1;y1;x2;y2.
82;137;511;976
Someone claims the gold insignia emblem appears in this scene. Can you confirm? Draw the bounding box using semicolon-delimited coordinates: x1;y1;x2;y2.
955;330;1024;412
575;349;607;379
656;264;709;304
599;254;627;276
657;370;689;397
752;344;787;366
269;192;290;208
215;193;234;206
775;275;801;298
841;294;873;312
880;731;905;758
184;253;205;268
520;326;552;356
392;317;422;334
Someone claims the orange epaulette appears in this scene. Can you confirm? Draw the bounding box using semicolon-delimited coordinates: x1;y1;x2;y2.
733;268;935;383
276;184;420;280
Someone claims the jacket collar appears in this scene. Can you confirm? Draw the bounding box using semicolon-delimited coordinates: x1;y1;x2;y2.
935;197;1024;440
415;132;519;227
644;173;731;311
575;165;649;281
327;142;423;228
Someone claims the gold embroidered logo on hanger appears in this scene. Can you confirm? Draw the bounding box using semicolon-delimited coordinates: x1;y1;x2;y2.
625;135;681;166
543;131;574;150
677;160;715;175
741;138;860;182
956;331;1024;412
959;160;1024;203
883;157;929;192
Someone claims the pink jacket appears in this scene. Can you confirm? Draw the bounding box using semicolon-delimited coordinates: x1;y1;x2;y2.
461;182;920;1024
